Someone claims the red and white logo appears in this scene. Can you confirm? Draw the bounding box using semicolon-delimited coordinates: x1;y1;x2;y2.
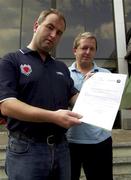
20;64;32;76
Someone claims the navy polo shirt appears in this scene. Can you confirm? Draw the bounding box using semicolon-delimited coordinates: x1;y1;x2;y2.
0;47;78;136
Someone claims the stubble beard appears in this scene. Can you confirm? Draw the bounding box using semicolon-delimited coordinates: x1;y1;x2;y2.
80;61;91;69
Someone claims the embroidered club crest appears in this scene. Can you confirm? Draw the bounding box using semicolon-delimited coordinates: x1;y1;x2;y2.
20;64;32;76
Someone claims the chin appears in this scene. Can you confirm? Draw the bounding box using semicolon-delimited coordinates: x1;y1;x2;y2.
41;46;51;53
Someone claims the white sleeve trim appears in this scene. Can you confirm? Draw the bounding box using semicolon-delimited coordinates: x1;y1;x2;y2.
0;97;17;103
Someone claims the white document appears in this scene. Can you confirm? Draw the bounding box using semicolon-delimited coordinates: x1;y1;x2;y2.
72;72;127;131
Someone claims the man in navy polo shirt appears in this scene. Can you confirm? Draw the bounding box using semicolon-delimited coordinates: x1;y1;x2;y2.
0;9;81;180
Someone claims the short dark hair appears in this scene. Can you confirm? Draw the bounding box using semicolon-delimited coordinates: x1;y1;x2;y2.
37;8;66;30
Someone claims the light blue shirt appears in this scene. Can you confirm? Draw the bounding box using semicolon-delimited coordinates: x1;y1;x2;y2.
66;62;112;144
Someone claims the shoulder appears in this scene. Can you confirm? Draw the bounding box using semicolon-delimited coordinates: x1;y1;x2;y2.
93;62;111;73
97;67;111;73
54;58;69;70
68;62;76;72
2;50;20;62
0;50;22;71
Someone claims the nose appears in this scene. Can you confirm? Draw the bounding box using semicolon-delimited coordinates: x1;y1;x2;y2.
50;30;57;38
85;48;90;54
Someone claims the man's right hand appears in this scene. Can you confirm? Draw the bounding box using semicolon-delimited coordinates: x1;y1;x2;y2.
53;109;82;128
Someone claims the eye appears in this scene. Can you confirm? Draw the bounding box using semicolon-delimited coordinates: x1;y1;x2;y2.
46;24;54;30
81;47;88;51
56;30;63;36
79;47;88;51
90;47;95;51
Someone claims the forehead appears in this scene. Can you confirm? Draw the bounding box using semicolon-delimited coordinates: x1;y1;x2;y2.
42;13;66;31
79;37;96;46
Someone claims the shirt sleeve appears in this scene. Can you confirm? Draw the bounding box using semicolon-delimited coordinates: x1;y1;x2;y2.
0;54;18;101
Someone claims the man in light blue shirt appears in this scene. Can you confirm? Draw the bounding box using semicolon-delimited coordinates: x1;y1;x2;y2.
67;32;113;180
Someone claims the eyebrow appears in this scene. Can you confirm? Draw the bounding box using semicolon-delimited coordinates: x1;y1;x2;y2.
47;23;64;35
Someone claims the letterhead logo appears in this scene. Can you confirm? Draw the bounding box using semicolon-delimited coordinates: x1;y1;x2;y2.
20;64;32;76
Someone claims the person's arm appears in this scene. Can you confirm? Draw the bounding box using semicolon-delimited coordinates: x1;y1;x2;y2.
69;93;79;108
0;98;81;129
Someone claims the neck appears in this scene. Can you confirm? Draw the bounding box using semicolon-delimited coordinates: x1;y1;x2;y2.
27;43;47;62
76;62;93;75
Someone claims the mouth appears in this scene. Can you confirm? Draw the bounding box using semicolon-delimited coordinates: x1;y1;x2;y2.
83;56;90;60
45;39;53;44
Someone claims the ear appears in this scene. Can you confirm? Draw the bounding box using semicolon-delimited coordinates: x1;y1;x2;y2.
33;21;39;33
73;48;77;56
